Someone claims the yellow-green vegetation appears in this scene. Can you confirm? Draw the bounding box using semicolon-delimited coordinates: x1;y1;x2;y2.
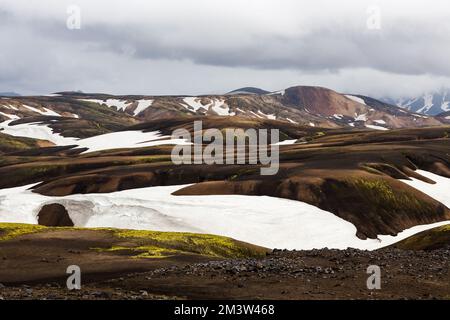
345;178;436;213
0;223;268;259
0;133;43;153
0;223;48;240
392;224;450;250
92;245;181;259
110;229;268;259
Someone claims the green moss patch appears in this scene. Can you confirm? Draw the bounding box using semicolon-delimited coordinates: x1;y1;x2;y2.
0;223;48;240
0;223;268;260
111;229;268;259
392;224;450;250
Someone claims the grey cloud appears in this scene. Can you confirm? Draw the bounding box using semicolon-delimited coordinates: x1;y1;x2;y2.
0;0;449;98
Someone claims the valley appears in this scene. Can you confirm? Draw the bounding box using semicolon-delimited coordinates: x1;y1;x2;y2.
0;86;449;300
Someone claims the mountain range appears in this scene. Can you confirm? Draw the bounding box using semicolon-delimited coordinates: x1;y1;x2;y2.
383;88;450;116
0;86;444;141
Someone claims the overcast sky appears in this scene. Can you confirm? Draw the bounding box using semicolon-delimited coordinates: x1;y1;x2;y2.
1;0;449;98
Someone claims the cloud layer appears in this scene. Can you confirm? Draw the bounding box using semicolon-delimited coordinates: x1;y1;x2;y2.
0;0;449;98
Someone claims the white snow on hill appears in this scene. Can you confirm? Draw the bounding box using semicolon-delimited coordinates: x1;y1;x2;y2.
257;110;276;120
0;120;190;152
0;111;20;120
365;124;388;131
23;105;61;116
133;99;154;116
0;120;78;145
1;172;449;250
182;97;234;116
75;130;190;153
401;170;450;208
354;113;367;121
345;95;366;105
181;97;205;112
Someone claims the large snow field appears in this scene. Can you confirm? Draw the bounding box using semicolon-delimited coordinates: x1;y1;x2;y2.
0;170;448;250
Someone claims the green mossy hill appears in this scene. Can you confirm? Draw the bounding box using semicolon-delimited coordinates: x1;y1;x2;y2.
0;223;48;240
109;229;269;259
319;176;443;239
0;223;269;259
0;133;48;154
391;224;450;250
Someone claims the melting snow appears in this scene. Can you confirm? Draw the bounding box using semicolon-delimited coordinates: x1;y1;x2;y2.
181;98;233;116
273;139;297;146
0;182;449;250
0;112;20;120
23;105;61;116
0;120;77;145
133;99;154;116
181;97;205;112
400;170;450;208
80;99;132;111
365;124;388;131
345;95;366;105
75;131;190;153
354;113;367;121
0;120;190;152
257;110;276;120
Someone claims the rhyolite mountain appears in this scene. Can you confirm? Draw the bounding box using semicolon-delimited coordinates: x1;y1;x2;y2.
0;86;444;138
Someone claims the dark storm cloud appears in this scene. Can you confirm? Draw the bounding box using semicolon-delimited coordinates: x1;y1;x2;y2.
21;14;450;77
0;0;449;97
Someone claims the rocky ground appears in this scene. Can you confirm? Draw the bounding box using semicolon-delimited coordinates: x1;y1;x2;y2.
1;247;448;300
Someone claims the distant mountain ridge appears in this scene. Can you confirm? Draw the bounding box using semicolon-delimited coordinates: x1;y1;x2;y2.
0;92;21;97
226;87;270;95
383;88;450;116
0;85;445;139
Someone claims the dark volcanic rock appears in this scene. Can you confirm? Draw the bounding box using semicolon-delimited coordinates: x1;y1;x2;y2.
37;204;74;227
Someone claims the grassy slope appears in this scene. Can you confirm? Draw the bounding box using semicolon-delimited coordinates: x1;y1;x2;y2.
0;132;52;154
391;224;450;250
0;223;269;259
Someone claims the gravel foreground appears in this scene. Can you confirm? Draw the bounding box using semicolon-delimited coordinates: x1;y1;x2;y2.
1;247;449;300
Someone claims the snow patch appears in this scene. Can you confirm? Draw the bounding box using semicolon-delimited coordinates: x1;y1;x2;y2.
0;112;20;120
354;113;367;121
0;120;190;152
80;99;132;112
257;110;276;120
75;130;191;153
365;124;388;131
133;99;154;116
273;139;297;146
401;170;450;208
345;95;366;105
23;105;61;116
0;120;77;145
